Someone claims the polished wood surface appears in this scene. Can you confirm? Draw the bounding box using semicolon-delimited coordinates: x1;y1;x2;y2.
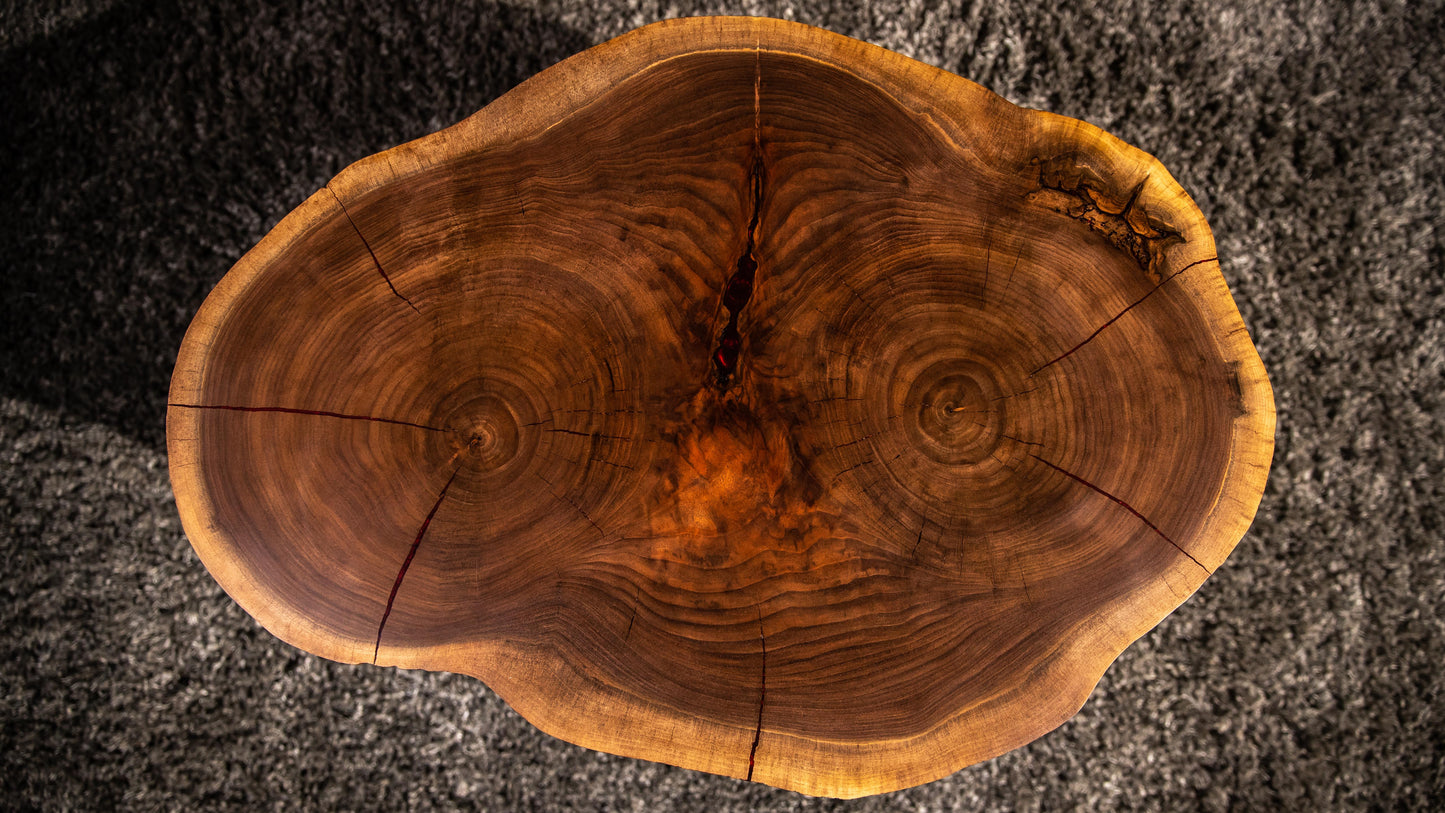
168;17;1275;797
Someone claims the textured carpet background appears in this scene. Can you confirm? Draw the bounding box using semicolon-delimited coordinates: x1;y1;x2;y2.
3;0;1442;809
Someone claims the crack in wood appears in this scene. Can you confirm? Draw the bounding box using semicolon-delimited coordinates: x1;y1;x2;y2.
830;457;873;483
990;387;1038;402
713;55;766;391
623;586;641;642
168;403;449;432
1000;432;1044;448
746;609;767;782
545;428;628;440
534;471;606;539
1029;256;1217;377
983;234;992;307
374;465;461;664
833;434;873;450
1029;453;1210;574
1003;247;1021;296
328;188;421;314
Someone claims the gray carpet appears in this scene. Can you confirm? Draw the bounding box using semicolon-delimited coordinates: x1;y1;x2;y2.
3;0;1442;809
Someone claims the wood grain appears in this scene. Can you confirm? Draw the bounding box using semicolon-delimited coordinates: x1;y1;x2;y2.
168;17;1275;797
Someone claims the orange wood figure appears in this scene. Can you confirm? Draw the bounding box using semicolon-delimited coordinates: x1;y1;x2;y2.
168;17;1275;797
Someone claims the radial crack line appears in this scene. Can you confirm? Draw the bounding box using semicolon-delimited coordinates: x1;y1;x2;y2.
713;55;765;390
623;586;641;642
328;187;421;314
533;472;606;539
374;465;461;663
1029;256;1217;377
167;403;449;432
1030;453;1210;574
746;611;767;782
1000;432;1044;448
1003;249;1021;295
983;235;992;306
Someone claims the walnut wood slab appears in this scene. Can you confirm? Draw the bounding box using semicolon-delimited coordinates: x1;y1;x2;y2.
168;17;1275;798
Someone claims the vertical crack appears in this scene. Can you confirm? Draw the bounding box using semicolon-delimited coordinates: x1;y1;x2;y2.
713;56;765;391
1029;453;1210;574
623;585;640;642
374;465;461;664
1003;247;1021;296
982;235;992;307
746;609;767;781
328;188;421;314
